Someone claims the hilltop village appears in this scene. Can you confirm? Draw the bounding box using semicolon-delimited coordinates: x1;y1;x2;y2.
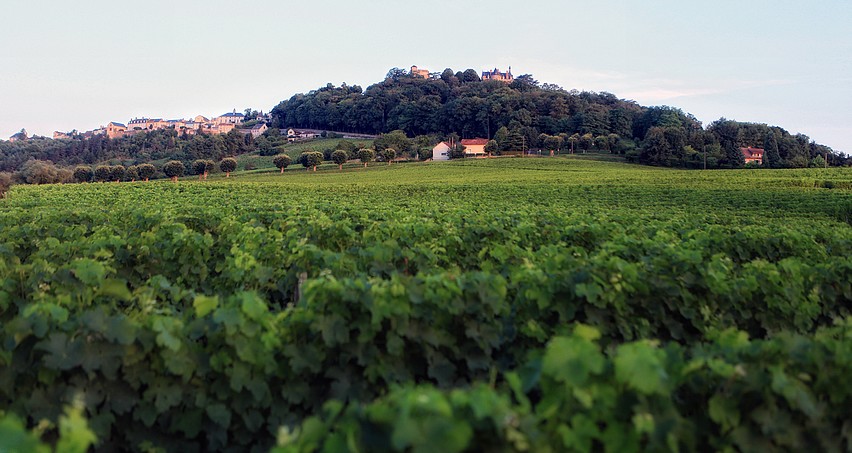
49;110;269;141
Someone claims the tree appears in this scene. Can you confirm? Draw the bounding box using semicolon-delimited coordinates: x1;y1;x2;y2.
273;154;292;173
331;150;348;170
137;163;156;181
109;165;126;182
763;132;782;168
810;155;826;168
94;165;112;183
543;135;564;156
126;165;139;182
73;166;93;183
18;160;61;185
381;148;396;165
0;172;12;198
192;159;214;179
484;140;499;157
219;158;237;177
299;152;322;171
594;135;609;151
163;160;185;182
373;130;412;155
359;148;374;168
567;133;580;154
494;127;510;151
579;133;594;153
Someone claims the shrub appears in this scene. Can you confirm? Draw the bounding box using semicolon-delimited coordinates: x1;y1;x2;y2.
0;171;13;197
18;160;61;185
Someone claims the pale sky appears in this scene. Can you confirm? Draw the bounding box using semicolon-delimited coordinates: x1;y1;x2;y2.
2;0;850;153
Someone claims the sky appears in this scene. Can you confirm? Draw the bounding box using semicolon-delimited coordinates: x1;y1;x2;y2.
1;0;850;153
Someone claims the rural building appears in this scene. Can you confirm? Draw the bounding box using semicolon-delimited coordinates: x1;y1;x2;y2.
106;122;127;138
482;67;513;83
410;65;430;79
741;147;764;165
240;123;268;138
215;110;245;125
53;131;72;139
432;141;451;161
287;128;320;142
461;138;489;157
8;129;27;142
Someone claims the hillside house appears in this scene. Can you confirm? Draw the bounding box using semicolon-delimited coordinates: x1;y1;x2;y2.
106;122;127;138
482;67;513;83
8;129;27;142
461;138;489;157
287;128;320;142
432;141;451;161
215;110;245;125
410;65;430;79
741;147;764;165
240;123;268;138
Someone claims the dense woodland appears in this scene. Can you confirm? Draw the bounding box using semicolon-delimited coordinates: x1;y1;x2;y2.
271;68;848;168
1;67;848;184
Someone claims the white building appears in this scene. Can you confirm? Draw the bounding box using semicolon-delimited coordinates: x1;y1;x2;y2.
432;141;451;161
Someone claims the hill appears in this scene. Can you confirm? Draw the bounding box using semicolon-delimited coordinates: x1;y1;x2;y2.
271;68;849;169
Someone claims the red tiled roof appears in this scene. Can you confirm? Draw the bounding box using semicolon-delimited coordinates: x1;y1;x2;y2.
740;147;764;158
461;138;488;145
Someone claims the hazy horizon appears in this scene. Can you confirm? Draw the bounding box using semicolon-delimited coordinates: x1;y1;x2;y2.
2;0;849;153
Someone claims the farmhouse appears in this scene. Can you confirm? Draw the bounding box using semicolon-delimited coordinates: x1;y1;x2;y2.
461;138;489;157
239;123;268;138
287;128;320;142
432;141;451;161
741;147;764;165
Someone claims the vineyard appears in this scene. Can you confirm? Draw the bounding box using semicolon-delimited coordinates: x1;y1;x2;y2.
1;157;851;452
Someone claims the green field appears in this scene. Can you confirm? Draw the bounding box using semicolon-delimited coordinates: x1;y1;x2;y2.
1;157;851;452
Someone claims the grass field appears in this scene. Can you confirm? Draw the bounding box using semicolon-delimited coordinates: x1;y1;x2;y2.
1;157;851;451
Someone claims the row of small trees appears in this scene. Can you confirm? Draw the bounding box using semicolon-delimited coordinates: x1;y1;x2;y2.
279;148;394;172
69;148;395;184
71;158;241;183
72;164;156;183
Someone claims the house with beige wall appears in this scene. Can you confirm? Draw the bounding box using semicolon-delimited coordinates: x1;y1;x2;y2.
106;122;127;138
461;138;488;157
